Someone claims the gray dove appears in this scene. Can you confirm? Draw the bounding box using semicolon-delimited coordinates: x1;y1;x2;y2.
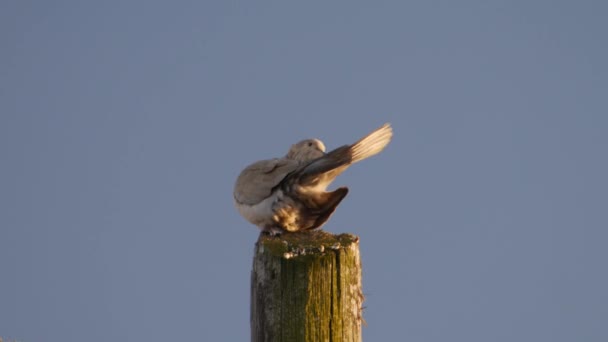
234;123;393;235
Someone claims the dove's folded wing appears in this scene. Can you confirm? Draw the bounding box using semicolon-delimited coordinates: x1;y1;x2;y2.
234;158;300;205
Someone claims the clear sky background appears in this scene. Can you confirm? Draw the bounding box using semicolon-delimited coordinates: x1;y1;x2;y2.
1;1;607;341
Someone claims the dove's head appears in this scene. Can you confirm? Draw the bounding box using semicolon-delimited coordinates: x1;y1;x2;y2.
286;139;326;161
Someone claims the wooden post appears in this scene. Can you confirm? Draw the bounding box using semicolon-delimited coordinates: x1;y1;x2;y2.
251;230;364;342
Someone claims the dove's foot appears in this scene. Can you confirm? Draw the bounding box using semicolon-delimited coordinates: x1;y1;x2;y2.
262;226;284;237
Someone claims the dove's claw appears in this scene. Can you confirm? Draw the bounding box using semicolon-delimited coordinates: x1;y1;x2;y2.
262;226;283;237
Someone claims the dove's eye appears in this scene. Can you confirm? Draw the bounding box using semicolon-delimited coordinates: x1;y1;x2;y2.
307;142;313;147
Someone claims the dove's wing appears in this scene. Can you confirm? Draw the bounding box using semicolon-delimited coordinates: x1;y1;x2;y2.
234;158;300;205
299;123;393;183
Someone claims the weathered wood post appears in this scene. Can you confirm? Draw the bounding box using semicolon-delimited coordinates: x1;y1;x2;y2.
251;230;364;342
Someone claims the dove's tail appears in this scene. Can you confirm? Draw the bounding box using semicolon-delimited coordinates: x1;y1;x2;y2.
306;187;349;230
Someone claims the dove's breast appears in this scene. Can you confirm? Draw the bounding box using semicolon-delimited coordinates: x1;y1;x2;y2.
234;191;281;229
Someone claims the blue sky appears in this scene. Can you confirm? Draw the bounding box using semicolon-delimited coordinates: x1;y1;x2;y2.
1;1;607;341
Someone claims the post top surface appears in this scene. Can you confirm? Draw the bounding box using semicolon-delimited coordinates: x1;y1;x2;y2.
256;230;359;258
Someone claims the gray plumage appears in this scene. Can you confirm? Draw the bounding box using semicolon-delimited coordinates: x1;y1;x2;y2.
234;123;393;234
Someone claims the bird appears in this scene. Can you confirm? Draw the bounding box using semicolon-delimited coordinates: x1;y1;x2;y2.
233;123;393;235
